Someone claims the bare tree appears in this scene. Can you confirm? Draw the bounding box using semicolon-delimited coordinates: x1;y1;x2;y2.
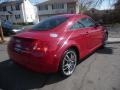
77;0;117;12
78;0;94;12
114;0;120;9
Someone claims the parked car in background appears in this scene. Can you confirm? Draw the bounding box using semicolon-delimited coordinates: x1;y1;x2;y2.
8;14;108;77
2;21;23;36
11;26;24;34
2;20;13;36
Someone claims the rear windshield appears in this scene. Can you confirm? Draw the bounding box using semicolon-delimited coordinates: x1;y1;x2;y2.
31;16;69;31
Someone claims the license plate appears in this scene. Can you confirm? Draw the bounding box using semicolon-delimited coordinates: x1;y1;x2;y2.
14;47;22;53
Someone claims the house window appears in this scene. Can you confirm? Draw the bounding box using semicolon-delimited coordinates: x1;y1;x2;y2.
15;5;20;10
52;3;64;9
11;6;13;11
3;6;7;11
15;15;21;19
38;5;48;10
0;8;2;11
6;15;9;20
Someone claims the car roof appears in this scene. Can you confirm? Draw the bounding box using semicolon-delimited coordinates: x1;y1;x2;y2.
56;14;89;18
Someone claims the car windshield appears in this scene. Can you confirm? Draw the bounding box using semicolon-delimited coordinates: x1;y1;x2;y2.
31;16;69;31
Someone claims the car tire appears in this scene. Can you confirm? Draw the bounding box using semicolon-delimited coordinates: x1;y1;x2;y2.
59;49;77;77
100;32;108;48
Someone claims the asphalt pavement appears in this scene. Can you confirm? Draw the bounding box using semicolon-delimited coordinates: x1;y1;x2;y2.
0;43;120;90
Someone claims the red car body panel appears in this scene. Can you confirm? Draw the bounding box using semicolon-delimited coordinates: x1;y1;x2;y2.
8;14;106;73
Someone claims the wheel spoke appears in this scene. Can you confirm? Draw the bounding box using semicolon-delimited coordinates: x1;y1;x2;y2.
64;57;69;62
70;53;74;59
68;69;71;75
63;66;68;71
71;59;75;63
63;64;68;69
66;55;71;60
69;65;73;72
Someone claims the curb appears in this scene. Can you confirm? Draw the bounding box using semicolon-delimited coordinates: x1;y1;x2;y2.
106;41;120;44
107;38;120;44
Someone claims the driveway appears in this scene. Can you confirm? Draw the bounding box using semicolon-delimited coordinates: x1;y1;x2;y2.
0;43;120;90
107;24;120;38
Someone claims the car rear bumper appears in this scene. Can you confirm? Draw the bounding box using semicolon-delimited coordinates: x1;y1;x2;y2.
7;47;60;73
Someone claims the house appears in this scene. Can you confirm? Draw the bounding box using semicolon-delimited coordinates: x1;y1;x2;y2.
36;0;80;20
0;0;38;24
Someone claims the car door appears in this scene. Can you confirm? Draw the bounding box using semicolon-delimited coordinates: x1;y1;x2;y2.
69;20;90;58
88;18;103;47
79;18;101;50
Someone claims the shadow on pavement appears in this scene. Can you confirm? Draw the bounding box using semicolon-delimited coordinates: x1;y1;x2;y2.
96;46;113;54
0;46;114;90
0;60;67;90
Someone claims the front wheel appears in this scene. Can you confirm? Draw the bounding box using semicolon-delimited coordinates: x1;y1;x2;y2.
101;32;108;48
59;49;77;77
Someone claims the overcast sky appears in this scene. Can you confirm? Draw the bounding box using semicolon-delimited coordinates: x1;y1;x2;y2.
31;0;115;10
0;0;115;10
97;0;115;10
30;0;48;4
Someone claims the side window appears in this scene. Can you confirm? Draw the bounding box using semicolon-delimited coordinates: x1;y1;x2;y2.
70;22;84;30
80;18;95;27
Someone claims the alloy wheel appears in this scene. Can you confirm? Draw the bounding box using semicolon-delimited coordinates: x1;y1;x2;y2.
61;50;77;76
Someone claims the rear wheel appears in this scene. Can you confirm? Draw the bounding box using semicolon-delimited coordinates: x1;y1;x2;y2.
59;49;77;77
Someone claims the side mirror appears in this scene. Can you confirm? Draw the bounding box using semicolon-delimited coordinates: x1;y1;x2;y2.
94;23;99;28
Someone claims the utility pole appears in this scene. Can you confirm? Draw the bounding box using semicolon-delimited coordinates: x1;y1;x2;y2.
0;20;4;43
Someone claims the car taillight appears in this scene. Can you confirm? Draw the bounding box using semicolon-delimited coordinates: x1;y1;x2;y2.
11;37;35;51
33;41;49;53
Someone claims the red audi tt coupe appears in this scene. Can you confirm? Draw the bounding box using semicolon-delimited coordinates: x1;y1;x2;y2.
8;14;108;76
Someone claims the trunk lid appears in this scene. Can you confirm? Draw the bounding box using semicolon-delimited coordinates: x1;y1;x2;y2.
10;30;59;52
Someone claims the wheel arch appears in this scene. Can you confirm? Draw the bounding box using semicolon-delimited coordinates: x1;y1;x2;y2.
67;45;80;62
58;45;80;76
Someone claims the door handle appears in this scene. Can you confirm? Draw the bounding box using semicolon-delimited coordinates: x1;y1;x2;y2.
85;32;89;34
84;32;89;37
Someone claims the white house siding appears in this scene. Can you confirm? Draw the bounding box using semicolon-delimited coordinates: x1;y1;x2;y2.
10;5;24;23
0;2;24;23
38;4;67;15
0;0;37;24
37;4;69;20
36;0;79;21
22;0;37;23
